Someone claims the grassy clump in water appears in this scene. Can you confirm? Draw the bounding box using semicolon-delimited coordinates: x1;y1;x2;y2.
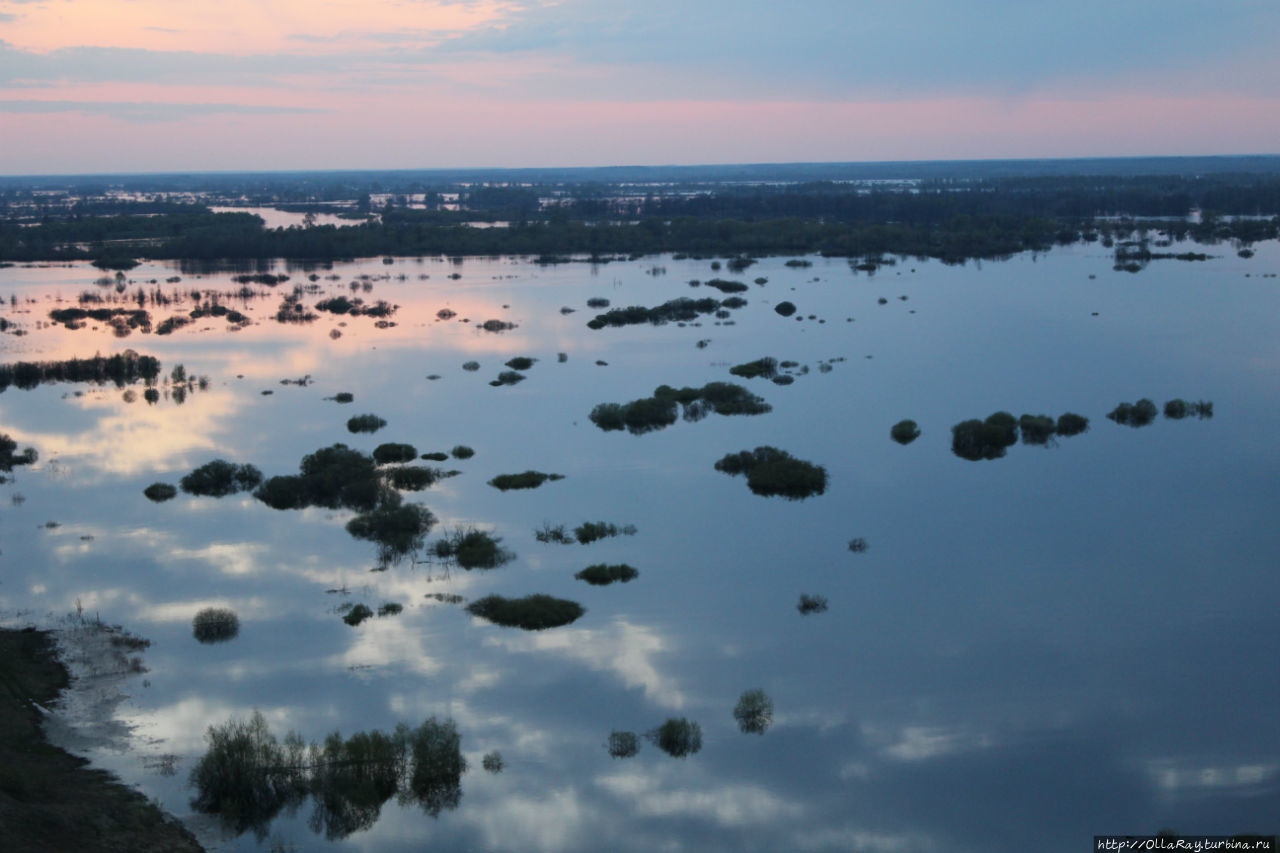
461;361;480;372
488;471;564;491
1106;399;1158;427
575;564;639;585
504;356;536;371
466;594;585;630
143;482;178;502
1056;412;1090;436
606;731;640;758
590;382;769;435
488;370;525;387
535;522;574;544
1164;399;1213;420
890;419;921;445
0;434;38;472
703;278;749;293
774;301;797;317
797;594;828;615
192;607;240;643
848;537;869;553
180;459;263;497
1019;414;1057;445
647;718;702;758
343;604;374;626
733;689;774;735
385;466;443;491
421;451;449;462
951;412;1019;460
255;444;389;512
573;520;638;544
332;392;354;403
585;296;725;329
432;527;514;569
714;446;828;499
346;504;437;564
372;443;418;465
347;413;387;434
450;445;475;460
728;356;778;380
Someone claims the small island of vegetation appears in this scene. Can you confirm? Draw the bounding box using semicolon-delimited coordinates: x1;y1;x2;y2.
714;446;828;499
465;594;585;630
574;564;639;585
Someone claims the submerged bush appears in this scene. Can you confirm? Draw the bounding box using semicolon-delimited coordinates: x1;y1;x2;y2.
648;718;702;758
488;471;564;490
1056;412;1090;436
575;564;639;585
372;443;418;465
143;482;178;502
347;413;388;434
180;459;263;497
797;594;828;615
890;420;921;445
466;594;585;630
433;527;514;569
345;504;437;564
733;689;774;735
193;608;240;643
951;412;1019;460
606;731;640;759
1106;398;1158;427
343;604;374;626
714;446;828;499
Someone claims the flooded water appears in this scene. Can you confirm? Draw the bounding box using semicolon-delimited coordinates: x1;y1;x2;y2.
2;244;1278;852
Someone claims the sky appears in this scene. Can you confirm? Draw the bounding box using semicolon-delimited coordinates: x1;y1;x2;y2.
1;0;1278;175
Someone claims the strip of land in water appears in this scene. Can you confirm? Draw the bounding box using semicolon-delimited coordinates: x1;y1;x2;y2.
0;627;203;853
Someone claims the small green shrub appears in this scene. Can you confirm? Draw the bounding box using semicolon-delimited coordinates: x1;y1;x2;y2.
347;413;388;433
180;459;263;497
714;446;827;499
951;412;1019;460
1056;412;1090;436
1019;414;1057;445
461;361;480;371
386;466;440;490
346;504;437;564
343;604;374;626
535;522;573;544
797;594;828;614
733;689;774;735
192;608;240;643
729;357;779;379
648;718;702;758
433;527;514;569
450;445;475;459
575;564;639;585
606;731;640;758
504;356;536;370
488;471;564;490
1107;398;1158;427
481;751;504;773
143;482;178;502
372;442;418;464
848;538;868;553
466;594;585;630
890;420;921;445
489;370;525;387
774;301;797;317
332;392;354;403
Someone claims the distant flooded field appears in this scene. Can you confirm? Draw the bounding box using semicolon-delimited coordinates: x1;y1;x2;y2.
2;243;1278;851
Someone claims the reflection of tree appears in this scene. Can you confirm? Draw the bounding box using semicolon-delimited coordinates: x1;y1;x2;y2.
190;712;465;840
733;689;774;735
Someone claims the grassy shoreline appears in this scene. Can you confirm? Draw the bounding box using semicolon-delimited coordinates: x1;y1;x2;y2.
0;627;203;853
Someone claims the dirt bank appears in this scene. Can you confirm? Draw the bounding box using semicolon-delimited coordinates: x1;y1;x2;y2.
0;626;204;853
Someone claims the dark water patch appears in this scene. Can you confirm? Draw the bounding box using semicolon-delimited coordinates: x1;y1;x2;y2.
575;564;639;585
715;446;828;500
733;689;773;735
180;460;263;497
192;608;240;643
466;594;584;630
488;471;564;490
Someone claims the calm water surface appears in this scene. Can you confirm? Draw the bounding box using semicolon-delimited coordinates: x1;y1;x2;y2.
1;244;1278;851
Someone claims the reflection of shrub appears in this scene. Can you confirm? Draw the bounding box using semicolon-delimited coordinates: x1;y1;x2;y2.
373;443;418;464
489;370;525;387
951;412;1019;460
890;420;921;445
193;608;240;643
466;594;585;630
575;564;639;585
504;357;536;370
606;731;640;758
377;602;403;617
591;382;769;434
143;482;178;502
450;445;475;459
729;357;778;380
703;278;748;293
847;538;868;553
347;414;388;433
1056;412;1090;436
181;459;264;497
648;718;702;758
255;444;388;512
481;751;504;773
421;452;449;462
385;466;441;491
1018;414;1057;445
406;717;466;818
333;392;354;403
797;594;828;614
1107;399;1158;427
715;446;828;499
774;301;797;317
733;689;774;735
461;361;480;371
345;504;437;563
488;471;564;490
433;527;514;570
343;604;374;626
